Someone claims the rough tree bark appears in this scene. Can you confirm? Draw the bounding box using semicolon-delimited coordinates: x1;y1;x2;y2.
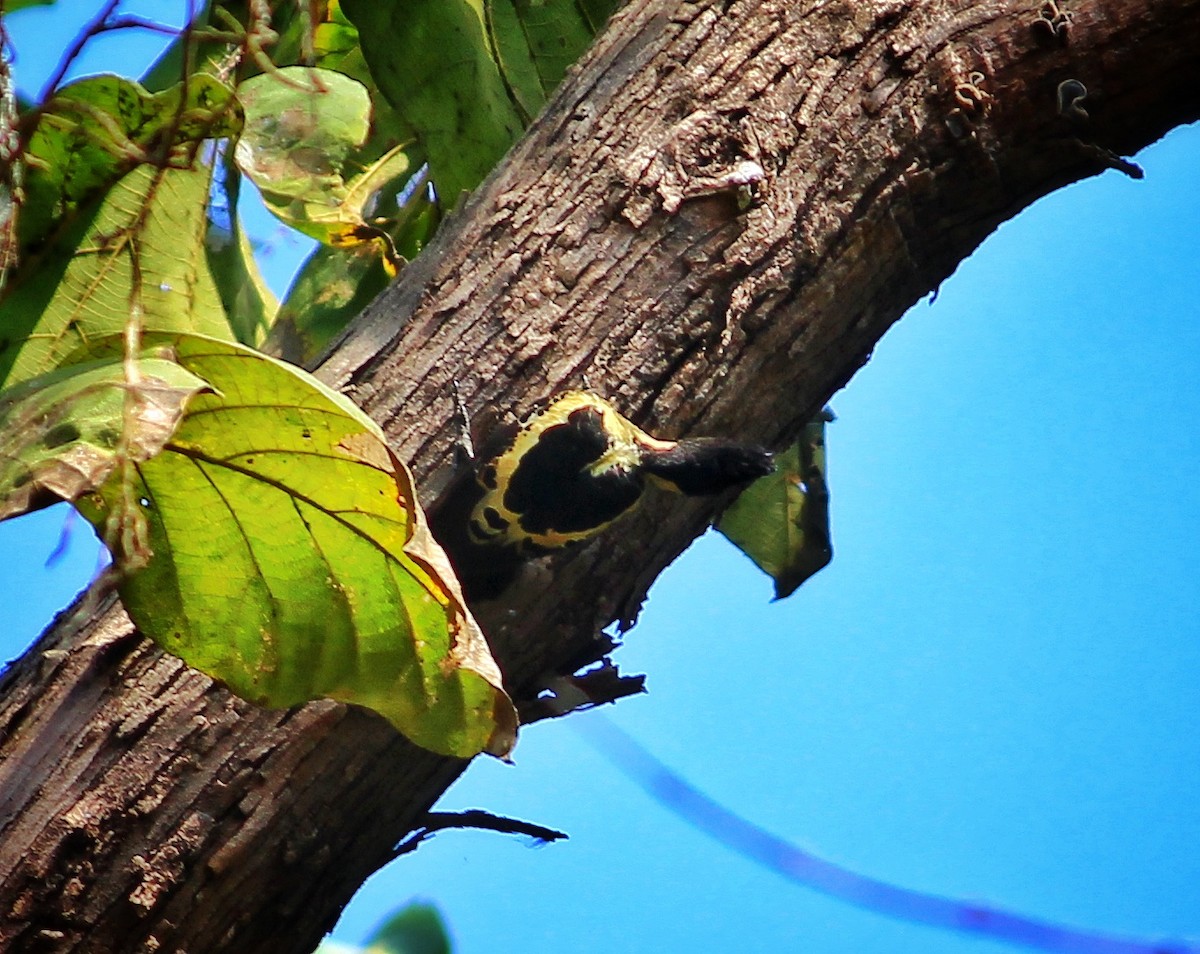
1;0;1198;951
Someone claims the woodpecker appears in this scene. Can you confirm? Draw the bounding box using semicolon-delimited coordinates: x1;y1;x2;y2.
466;391;774;556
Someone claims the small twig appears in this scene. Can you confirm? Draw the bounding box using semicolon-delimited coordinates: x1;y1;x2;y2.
0;19;21;297
519;663;647;725
96;15;182;38
211;1;280;83
39;0;122;102
1078;142;1145;180
392;810;568;860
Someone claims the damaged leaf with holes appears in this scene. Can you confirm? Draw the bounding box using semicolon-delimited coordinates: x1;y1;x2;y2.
718;412;834;600
76;333;517;760
234;66;415;262
0;352;209;521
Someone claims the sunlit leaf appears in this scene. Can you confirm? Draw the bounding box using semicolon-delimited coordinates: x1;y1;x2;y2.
0;160;235;390
19;73;240;250
0;351;208;521
718;412;834;600
235;66;417;267
78;333;517;759
235;66;370;194
234;66;370;237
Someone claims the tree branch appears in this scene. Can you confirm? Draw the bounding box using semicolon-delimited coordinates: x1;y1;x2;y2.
2;1;1199;951
391;810;568;860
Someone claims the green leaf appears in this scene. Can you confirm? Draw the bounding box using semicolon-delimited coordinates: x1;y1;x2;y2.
265;242;390;366
0;159;236;390
235;67;419;264
341;0;527;201
366;902;453;954
19;73;240;250
3;0;58;12
0;350;209;521
494;0;612;94
483;0;544;122
342;0;617;200
235;66;370;193
207;160;279;348
78;333;518;760
717;412;834;600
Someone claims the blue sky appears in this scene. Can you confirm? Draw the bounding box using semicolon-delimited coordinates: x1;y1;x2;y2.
3;4;1198;953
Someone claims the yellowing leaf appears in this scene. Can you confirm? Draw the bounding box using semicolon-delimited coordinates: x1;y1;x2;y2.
78;333;517;759
235;67;368;237
235;68;418;271
235;66;369;192
0;351;209;521
718;413;834;600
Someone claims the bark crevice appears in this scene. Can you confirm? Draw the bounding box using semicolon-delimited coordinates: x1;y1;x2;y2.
2;0;1199;950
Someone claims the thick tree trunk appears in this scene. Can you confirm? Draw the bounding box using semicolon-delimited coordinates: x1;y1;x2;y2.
2;0;1198;951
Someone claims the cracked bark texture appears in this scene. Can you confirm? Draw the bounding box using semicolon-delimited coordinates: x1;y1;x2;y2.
2;0;1198;951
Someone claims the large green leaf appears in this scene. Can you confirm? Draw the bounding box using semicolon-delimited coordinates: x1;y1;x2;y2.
718;413;834;600
0;351;209;521
342;0;619;200
0;159;235;390
78;333;517;760
341;0;527;201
